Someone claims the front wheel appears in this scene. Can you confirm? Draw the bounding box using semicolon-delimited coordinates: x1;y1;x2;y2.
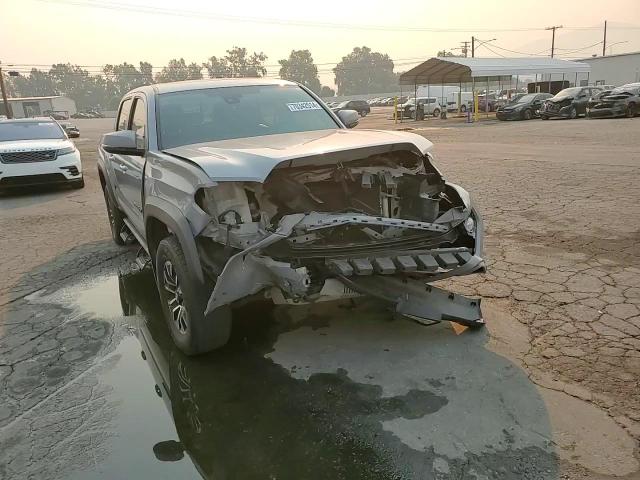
522;109;532;120
627;103;636;118
460;105;467;113
432;108;441;117
156;236;232;355
568;107;577;119
103;188;126;245
360;111;367;117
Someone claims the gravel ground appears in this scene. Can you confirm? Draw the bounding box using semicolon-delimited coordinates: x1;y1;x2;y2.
0;115;639;478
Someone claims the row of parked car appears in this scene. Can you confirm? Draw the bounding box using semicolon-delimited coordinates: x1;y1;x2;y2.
496;83;640;121
71;109;104;119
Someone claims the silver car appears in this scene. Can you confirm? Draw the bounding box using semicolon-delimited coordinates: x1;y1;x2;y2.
98;78;485;355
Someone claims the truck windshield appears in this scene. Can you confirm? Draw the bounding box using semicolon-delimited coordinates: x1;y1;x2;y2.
157;85;339;149
0;121;65;141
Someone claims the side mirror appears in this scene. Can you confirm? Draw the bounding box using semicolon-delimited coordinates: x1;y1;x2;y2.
336;109;359;129
102;130;144;156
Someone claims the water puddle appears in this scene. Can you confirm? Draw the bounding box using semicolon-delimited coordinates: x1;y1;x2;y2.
20;264;561;479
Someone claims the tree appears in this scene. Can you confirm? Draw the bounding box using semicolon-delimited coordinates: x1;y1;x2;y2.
155;58;203;83
333;46;396;95
103;62;154;102
320;85;335;97
10;68;56;97
278;50;321;93
48;63;104;109
203;47;267;78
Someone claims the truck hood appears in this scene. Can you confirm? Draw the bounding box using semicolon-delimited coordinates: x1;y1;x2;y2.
163;129;433;183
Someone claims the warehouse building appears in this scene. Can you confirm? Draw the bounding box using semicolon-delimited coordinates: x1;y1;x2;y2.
1;95;77;118
578;51;640;87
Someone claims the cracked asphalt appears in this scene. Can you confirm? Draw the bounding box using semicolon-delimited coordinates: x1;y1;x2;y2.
1;115;639;479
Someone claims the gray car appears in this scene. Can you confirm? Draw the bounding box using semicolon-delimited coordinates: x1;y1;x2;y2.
98;78;485;355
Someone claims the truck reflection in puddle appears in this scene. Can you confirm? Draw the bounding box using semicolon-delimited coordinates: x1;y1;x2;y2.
118;267;558;480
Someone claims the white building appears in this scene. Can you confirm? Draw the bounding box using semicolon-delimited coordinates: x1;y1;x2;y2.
577;51;640;87
3;95;77;118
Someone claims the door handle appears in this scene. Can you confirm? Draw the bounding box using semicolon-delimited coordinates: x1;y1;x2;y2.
119;164;128;171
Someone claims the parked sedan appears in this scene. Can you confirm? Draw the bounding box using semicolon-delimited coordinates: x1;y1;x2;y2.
587;83;640;118
540;86;602;119
496;93;553;121
59;122;80;138
332;100;371;117
476;93;497;112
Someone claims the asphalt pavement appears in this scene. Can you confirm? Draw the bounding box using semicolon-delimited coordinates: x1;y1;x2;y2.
1;114;639;479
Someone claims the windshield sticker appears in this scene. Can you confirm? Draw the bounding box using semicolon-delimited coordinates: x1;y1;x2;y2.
287;101;322;112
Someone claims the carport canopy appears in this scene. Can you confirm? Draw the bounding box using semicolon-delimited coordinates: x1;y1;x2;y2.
399;57;591;85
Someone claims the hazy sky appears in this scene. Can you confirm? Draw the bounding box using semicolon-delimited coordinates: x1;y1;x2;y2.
2;0;639;86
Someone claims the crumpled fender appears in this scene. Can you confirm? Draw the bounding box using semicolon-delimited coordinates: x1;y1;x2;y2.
205;214;306;314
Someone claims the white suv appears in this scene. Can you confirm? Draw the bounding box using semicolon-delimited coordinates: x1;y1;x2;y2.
0;118;83;190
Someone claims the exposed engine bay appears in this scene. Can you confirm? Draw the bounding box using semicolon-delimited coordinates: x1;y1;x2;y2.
194;148;484;328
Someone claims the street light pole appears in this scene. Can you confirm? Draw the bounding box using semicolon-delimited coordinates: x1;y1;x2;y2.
471;36;475;58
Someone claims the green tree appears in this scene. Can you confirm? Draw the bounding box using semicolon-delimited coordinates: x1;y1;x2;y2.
139;61;154;85
203;47;267;78
103;61;154;105
155;58;203;83
320;85;335;97
48;63;104;109
333;46;396;95
10;68;56;97
278;49;321;93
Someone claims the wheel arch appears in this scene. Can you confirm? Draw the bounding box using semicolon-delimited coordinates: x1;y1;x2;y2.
145;198;206;286
98;164;118;205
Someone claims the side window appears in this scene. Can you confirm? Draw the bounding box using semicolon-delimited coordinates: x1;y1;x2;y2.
130;98;147;149
117;98;132;131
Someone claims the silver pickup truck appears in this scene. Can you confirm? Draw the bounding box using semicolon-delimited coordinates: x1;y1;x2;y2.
98;78;485;355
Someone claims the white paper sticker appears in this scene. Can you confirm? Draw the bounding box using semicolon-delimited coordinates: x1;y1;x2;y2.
287;101;322;112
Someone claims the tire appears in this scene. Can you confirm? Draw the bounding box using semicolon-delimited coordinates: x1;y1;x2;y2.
460;105;467;113
361;110;368;117
155;236;232;355
432;108;441;117
627;103;636;118
522;109;532;121
568;107;577;119
103;188;126;245
541;115;549;120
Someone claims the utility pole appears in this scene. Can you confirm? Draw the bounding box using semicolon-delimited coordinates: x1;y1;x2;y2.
545;25;563;58
471;36;475;58
602;20;607;57
461;41;470;58
0;64;13;119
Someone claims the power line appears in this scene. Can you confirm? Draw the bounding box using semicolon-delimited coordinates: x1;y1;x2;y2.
38;0;632;33
554;41;603;55
479;44;506;58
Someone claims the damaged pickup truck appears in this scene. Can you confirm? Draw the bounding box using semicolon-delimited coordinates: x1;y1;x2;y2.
98;79;485;355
